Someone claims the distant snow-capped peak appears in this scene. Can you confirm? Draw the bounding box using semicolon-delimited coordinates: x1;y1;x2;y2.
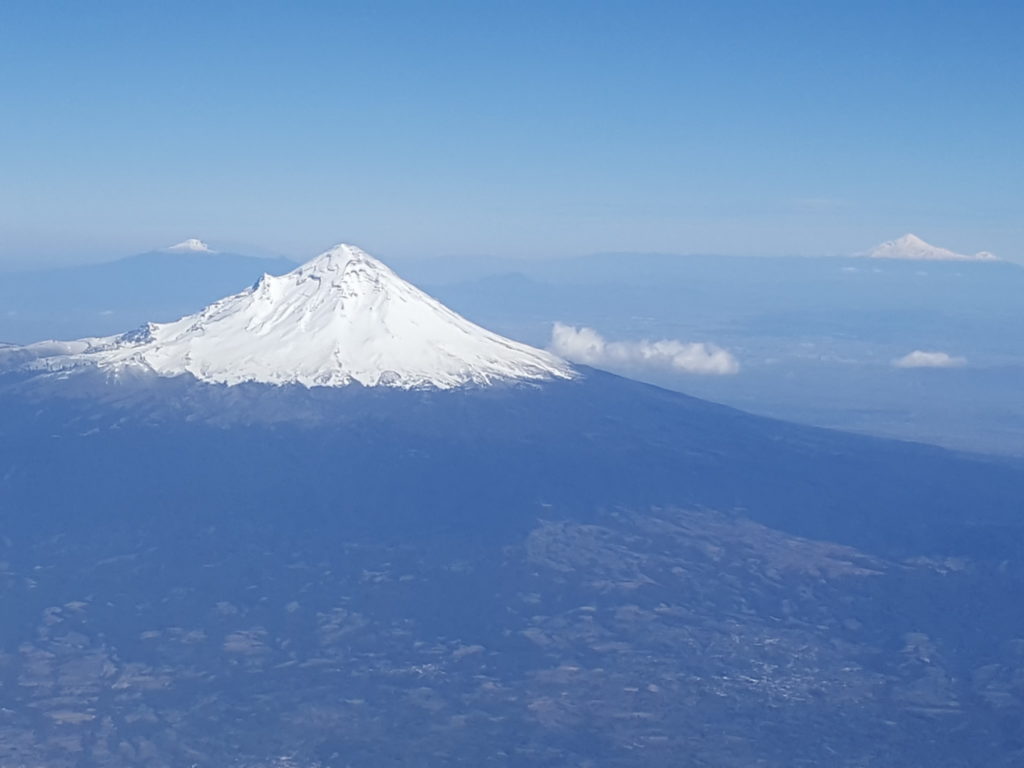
861;234;997;262
164;238;215;253
7;243;575;390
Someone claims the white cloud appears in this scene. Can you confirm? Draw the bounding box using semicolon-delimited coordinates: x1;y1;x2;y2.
892;350;967;369
550;323;740;376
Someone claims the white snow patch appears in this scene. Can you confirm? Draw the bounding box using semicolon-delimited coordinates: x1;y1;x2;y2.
892;350;967;369
550;323;740;376
164;238;216;253
9;244;575;390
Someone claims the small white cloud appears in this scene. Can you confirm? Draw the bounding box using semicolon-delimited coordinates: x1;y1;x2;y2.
892;350;967;369
551;323;740;376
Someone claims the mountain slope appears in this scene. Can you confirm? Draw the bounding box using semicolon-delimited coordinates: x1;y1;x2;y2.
2;367;1020;555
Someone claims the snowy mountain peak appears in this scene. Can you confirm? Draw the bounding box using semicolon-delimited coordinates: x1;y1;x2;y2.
164;238;215;253
895;233;926;248
302;242;376;270
291;242;396;287
9;244;575;390
862;233;998;262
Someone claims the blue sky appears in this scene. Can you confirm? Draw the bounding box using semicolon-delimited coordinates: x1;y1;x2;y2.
1;0;1021;265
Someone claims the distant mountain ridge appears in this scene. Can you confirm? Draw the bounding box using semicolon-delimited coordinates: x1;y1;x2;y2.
860;233;998;261
0;240;296;344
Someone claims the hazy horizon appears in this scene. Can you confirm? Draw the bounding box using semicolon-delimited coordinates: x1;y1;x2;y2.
4;233;1024;273
2;1;1022;266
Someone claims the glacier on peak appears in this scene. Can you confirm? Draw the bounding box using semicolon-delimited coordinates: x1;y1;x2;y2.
164;238;215;253
861;233;997;262
3;243;575;390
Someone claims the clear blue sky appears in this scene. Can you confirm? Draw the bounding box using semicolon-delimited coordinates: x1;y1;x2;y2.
1;0;1021;265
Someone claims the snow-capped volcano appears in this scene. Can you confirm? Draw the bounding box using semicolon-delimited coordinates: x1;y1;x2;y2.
164;238;215;253
7;244;574;389
861;233;997;262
